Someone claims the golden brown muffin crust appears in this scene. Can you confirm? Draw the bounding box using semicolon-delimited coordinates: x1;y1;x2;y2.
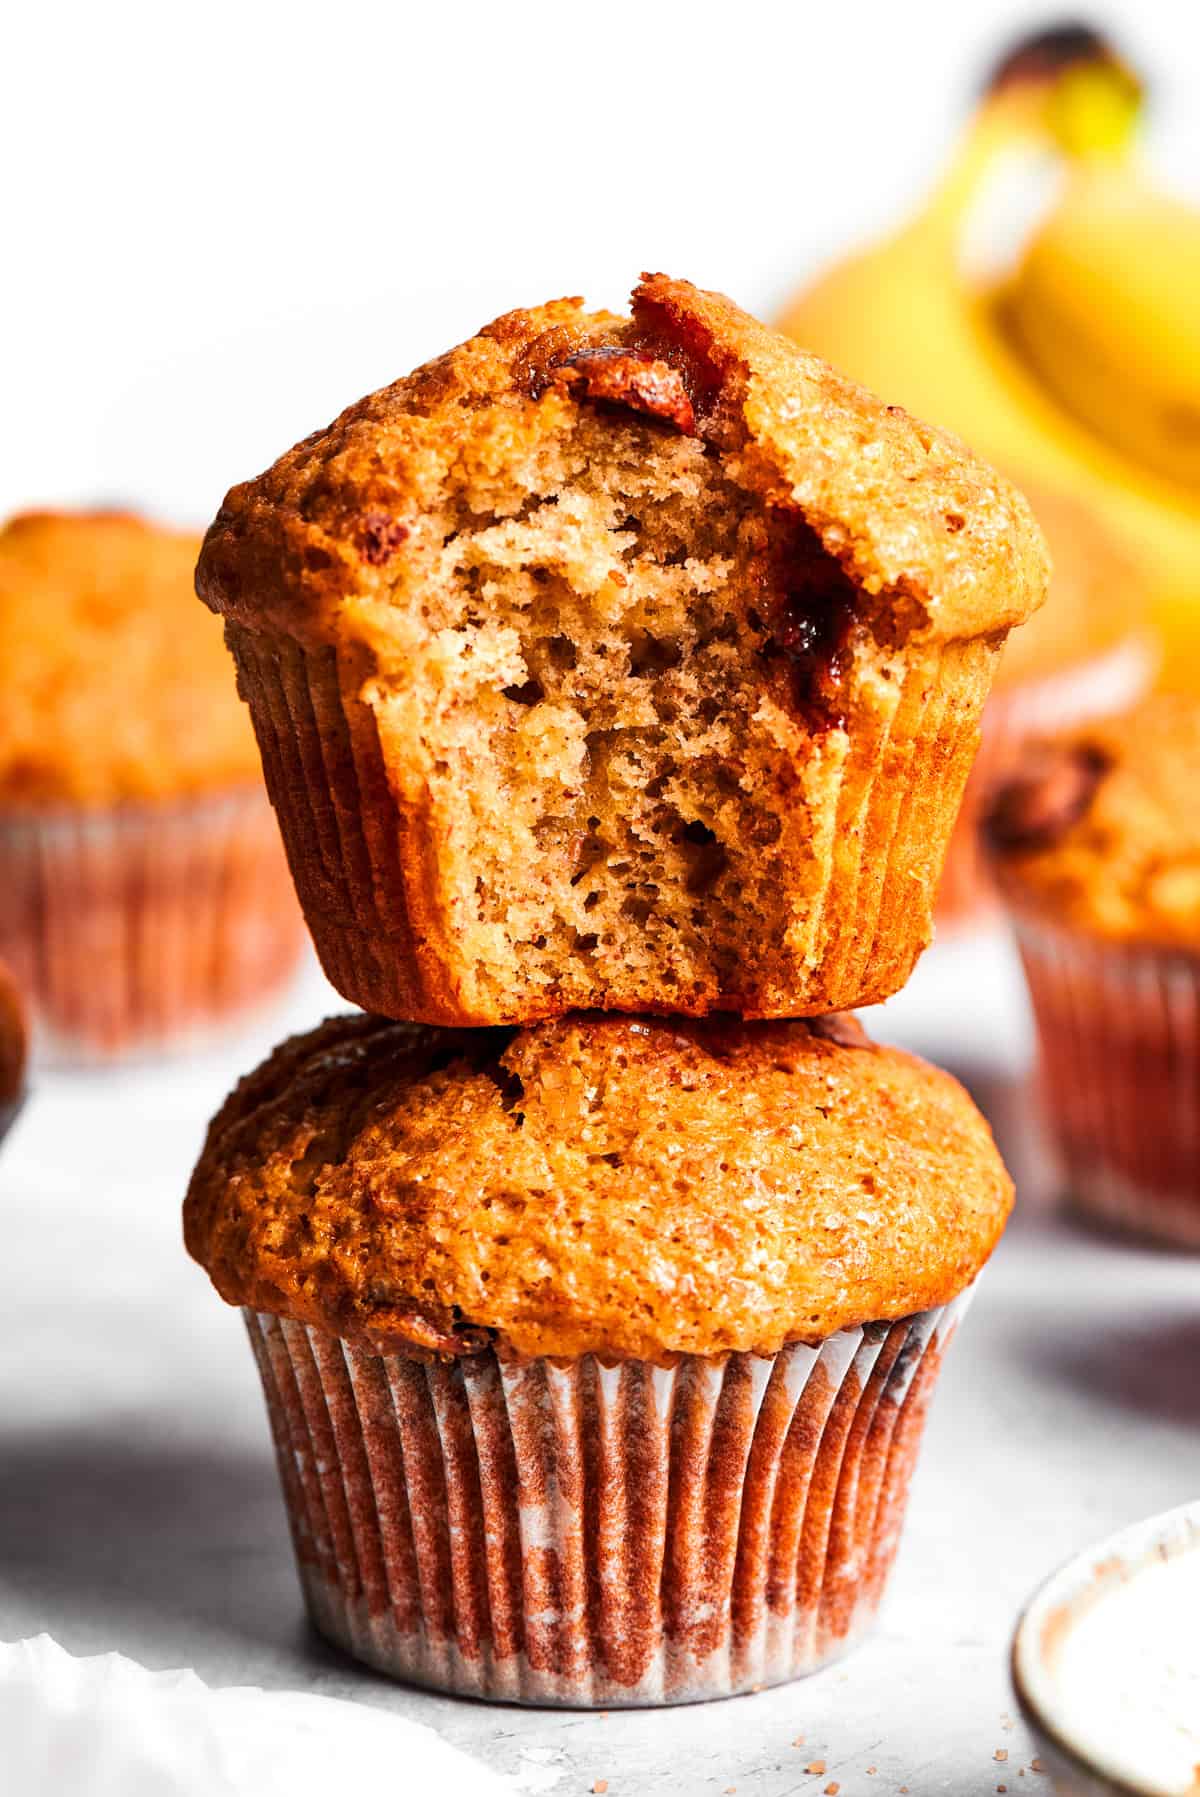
995;488;1152;690
193;276;1047;1027
0;510;263;806
987;695;1200;949
185;1010;1013;1363
198;274;1046;647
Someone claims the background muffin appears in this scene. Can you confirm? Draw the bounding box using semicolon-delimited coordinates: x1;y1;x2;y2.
987;695;1200;1245
0;510;306;1060
186;1009;1012;1705
197;274;1048;1028
938;489;1157;925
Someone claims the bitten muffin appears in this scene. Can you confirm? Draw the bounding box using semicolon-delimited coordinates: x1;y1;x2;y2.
0;958;27;1145
0;510;306;1059
197;274;1048;1026
987;695;1200;1244
938;489;1155;924
186;1009;1012;1704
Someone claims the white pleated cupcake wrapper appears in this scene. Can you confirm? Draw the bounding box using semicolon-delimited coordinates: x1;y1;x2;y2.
0;1633;518;1797
938;636;1155;925
1015;914;1200;1247
0;792;303;1066
246;1288;971;1707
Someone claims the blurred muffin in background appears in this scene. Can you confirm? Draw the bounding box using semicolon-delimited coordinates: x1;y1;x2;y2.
0;510;306;1062
986;695;1200;1246
938;489;1156;925
0;958;27;1143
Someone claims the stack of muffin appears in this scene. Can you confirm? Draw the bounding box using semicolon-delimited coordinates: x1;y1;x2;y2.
185;276;1047;1705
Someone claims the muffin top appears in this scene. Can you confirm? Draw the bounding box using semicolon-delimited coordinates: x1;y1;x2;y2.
996;488;1153;690
185;1010;1012;1363
197;273;1047;650
0;510;262;806
987;696;1200;950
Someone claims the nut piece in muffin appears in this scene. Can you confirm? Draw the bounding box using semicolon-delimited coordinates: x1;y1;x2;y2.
198;274;1048;1026
937;487;1156;925
186;1010;1011;1704
987;695;1200;1245
0;510;306;1059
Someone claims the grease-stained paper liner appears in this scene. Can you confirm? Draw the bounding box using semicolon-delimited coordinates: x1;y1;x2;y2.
227;620;994;1020
937;637;1155;926
1015;913;1200;1248
247;1289;971;1707
0;1633;520;1797
0;789;306;1065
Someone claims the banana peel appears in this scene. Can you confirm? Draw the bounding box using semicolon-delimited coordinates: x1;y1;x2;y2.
777;25;1200;690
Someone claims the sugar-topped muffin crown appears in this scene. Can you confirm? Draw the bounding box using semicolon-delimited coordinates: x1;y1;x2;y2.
198;273;1048;647
185;1009;1012;1363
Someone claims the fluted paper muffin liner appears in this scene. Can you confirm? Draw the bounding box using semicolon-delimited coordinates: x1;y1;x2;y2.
0;789;306;1064
1014;912;1200;1247
227;619;997;1019
938;638;1154;926
246;1288;971;1706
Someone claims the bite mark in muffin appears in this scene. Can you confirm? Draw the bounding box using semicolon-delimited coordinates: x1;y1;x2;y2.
198;275;1048;1025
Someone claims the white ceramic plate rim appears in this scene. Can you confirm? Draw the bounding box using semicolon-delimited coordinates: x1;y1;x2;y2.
1012;1499;1200;1797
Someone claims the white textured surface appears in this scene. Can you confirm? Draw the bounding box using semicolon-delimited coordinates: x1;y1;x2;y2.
3;935;1200;1793
0;1633;517;1796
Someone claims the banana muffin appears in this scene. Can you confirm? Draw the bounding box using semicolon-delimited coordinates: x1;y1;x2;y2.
186;1008;1012;1703
0;958;27;1145
938;489;1155;924
987;695;1200;1244
197;273;1048;1026
0;510;306;1059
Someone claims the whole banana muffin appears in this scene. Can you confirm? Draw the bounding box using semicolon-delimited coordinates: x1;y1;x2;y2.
197;274;1047;1026
186;1008;1012;1703
0;510;306;1060
987;695;1200;1244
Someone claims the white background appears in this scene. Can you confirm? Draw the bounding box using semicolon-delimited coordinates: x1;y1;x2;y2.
4;0;1198;533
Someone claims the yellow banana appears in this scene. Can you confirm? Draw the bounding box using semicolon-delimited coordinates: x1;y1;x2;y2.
776;26;1200;688
1000;163;1200;489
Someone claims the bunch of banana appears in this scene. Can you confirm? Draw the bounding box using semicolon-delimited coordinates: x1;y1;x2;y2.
777;24;1200;687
